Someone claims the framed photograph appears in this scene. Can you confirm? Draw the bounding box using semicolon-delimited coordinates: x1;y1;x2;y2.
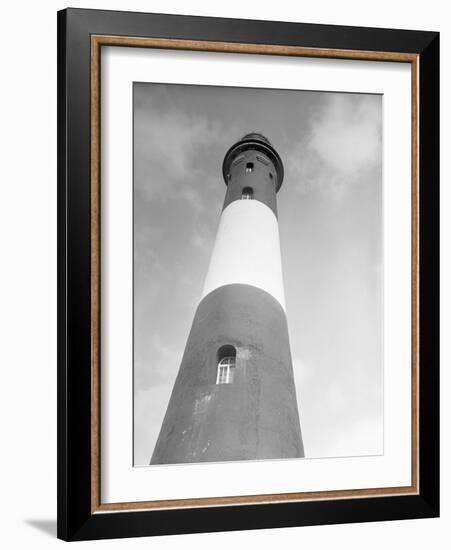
57;8;439;541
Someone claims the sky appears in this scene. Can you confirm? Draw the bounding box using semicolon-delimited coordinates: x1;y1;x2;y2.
133;82;383;466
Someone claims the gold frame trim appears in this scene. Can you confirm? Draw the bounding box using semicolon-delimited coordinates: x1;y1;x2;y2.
90;35;420;514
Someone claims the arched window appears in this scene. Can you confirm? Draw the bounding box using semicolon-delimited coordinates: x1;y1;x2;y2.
216;345;236;384
241;187;253;200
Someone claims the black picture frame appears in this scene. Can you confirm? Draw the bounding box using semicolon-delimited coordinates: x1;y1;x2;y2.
57;7;439;542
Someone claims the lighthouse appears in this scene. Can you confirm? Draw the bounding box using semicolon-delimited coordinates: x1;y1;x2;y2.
151;133;304;464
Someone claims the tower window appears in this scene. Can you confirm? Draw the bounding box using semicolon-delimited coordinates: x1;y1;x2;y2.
245;162;254;173
241;187;253;200
216;345;237;385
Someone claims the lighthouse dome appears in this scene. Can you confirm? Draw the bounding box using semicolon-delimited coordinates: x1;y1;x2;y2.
240;132;272;146
222;132;284;191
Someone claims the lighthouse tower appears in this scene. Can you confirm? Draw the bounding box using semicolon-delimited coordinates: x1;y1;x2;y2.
151;133;304;464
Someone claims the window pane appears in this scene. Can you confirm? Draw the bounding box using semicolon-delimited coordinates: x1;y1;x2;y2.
217;356;236;384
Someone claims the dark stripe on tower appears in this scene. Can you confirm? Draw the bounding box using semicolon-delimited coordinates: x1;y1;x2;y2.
222;133;284;217
151;284;304;465
222;149;279;216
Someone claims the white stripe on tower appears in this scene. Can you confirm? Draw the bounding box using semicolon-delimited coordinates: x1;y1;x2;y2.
201;199;286;310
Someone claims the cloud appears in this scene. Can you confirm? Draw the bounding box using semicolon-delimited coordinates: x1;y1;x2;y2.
287;94;382;197
135;333;182;391
134;86;236;209
135;110;214;200
310;94;381;175
293;352;383;458
190;220;216;251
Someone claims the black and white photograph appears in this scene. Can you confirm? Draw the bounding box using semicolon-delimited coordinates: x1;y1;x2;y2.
133;83;383;467
0;0;444;546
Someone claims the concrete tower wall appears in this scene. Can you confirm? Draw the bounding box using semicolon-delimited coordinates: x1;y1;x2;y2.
151;284;304;464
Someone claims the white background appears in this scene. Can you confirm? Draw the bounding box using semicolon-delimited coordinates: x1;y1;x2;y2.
102;47;411;502
0;0;448;548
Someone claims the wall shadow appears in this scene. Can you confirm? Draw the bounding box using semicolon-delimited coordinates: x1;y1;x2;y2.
25;519;57;538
